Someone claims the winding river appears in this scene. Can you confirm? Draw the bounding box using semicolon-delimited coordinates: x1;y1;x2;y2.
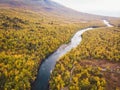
32;20;113;90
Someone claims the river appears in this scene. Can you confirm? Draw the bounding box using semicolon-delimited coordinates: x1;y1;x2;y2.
32;20;113;90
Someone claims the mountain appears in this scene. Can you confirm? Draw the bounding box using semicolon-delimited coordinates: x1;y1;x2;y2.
0;0;108;21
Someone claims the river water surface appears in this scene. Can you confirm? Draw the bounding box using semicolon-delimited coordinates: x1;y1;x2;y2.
32;20;113;90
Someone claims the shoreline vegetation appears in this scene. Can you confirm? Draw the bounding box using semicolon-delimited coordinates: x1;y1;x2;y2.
0;0;120;89
50;26;120;90
0;8;105;90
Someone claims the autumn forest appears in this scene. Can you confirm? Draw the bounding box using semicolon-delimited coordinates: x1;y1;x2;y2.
0;0;120;90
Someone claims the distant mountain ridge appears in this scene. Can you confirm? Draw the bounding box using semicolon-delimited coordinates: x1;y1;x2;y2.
0;0;111;21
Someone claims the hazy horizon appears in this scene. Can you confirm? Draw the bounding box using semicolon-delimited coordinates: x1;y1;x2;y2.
51;0;120;17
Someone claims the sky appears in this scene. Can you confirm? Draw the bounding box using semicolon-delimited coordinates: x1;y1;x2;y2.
51;0;120;17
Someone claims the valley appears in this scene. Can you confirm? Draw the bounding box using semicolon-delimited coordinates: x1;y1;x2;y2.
0;8;104;90
0;0;120;90
32;20;115;90
50;23;120;90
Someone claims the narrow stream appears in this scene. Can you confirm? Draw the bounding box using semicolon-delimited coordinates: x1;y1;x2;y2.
32;20;113;90
103;20;113;27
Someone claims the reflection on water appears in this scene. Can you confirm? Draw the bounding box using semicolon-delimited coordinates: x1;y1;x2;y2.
103;20;113;27
32;20;112;90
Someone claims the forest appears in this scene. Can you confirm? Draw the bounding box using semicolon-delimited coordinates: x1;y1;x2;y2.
50;27;120;90
0;8;105;90
0;0;120;90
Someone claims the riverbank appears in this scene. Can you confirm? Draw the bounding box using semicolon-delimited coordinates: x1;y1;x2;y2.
49;20;120;90
32;20;113;90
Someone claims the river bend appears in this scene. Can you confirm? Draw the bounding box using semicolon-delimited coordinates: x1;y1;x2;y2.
32;20;113;90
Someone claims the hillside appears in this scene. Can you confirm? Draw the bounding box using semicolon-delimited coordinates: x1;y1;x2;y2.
0;0;109;21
